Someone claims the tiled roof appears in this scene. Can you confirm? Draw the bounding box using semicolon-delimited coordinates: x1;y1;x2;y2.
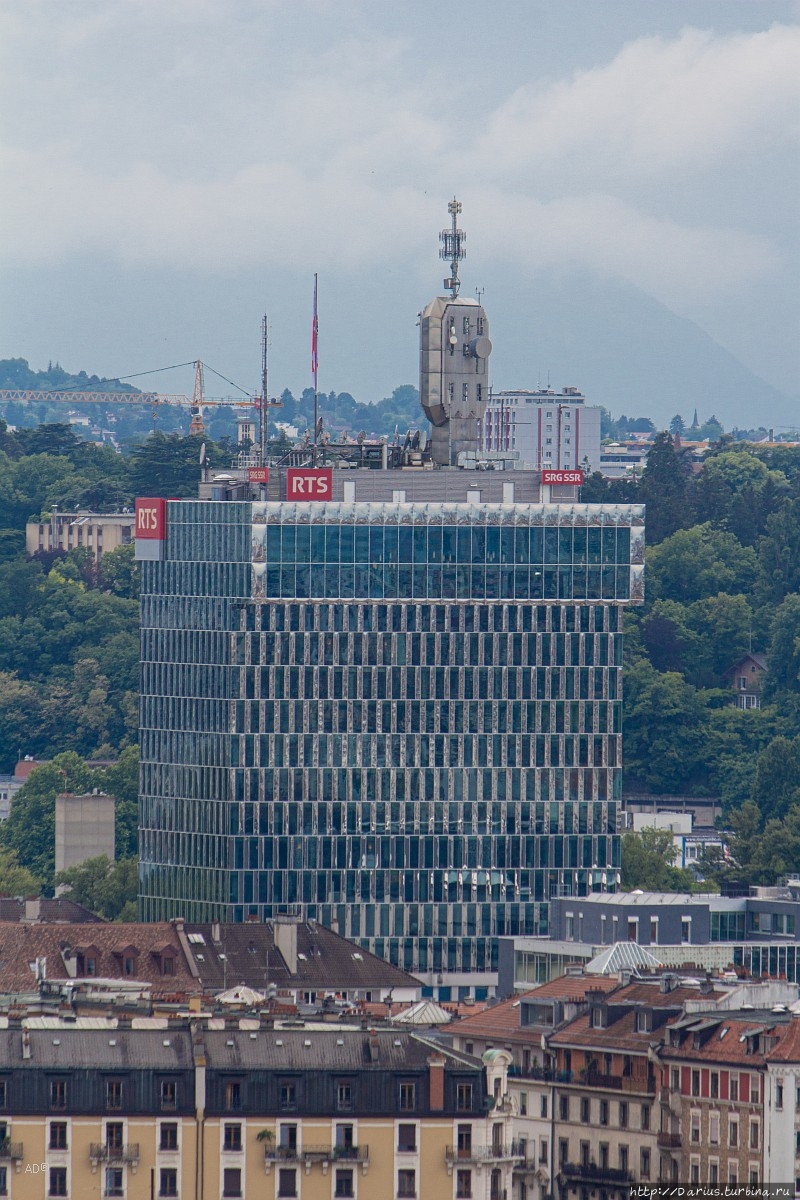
0;921;196;996
0;898;103;923
661;1015;795;1065
183;921;416;993
548;982;719;1052
522;975;620;1000
449;976;619;1041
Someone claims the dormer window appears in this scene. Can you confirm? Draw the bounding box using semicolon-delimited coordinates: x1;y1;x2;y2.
590;1007;606;1029
636;1010;651;1033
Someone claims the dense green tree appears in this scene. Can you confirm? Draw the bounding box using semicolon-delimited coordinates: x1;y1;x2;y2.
669;415;685;436
0;753;92;883
0;846;41;896
637;432;693;544
98;543;140;600
647;524;759;606
622;659;707;791
621;826;694;891
765;595;800;697
97;747;139;858
127;432;206;498
54;855;138;921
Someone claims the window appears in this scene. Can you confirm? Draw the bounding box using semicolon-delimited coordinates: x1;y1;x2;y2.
540;1095;548;1119
711;1071;719;1099
0;1166;6;1197
682;917;692;944
641;1105;650;1131
279;1080;296;1110
691;1070;700;1097
224;1123;242;1152
540;1138;548;1164
599;1099;608;1126
335;1169;354;1198
558;1139;568;1165
336;1124;354;1154
161;1080;177;1110
50;1079;67;1109
710;1112;720;1145
162;956;175;976
619;1145;628;1172
160;1123;178;1152
456;1123;472;1157
729;1119;739;1148
160;1168;178;1197
398;1123;417;1153
278;1168;297;1198
399;1083;416;1111
106;1123;123;1152
337;1082;353;1111
750;1120;760;1150
224;1081;241;1110
223;1168;241;1197
777;1082;784;1109
105;1167;124;1197
559;1094;569;1121
670;1067;680;1091
691;1112;700;1144
519;1091;527;1116
106;1080;123;1110
619;1101;628;1129
457;1082;473;1111
456;1169;472;1199
709;1162;719;1185
50;1122;68;1150
580;1097;589;1122
580;1140;590;1167
641;1148;651;1179
49;1168;68;1197
398;1168;417;1198
0;1081;5;1108
730;1075;739;1102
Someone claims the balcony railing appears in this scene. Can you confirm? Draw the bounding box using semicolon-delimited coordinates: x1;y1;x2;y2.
585;1069;656;1094
657;1132;682;1149
446;1142;526;1164
507;1065;573;1083
0;1142;23;1161
264;1144;368;1164
89;1144;140;1164
560;1162;635;1185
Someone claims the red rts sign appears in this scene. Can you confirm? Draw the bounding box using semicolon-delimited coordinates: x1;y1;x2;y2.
247;467;269;483
135;497;167;539
542;469;584;486
287;468;333;500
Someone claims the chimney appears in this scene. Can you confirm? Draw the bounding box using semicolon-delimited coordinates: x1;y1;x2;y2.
428;1054;445;1111
22;1028;31;1059
367;1032;380;1063
23;898;41;923
211;921;221;944
273;916;298;976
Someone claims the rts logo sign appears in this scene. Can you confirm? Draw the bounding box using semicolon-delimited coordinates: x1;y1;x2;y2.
287;468;333;500
135;498;167;539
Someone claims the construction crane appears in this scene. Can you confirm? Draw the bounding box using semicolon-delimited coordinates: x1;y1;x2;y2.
0;358;281;436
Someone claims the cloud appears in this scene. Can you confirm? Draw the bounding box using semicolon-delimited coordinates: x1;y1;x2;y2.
476;24;800;183
0;9;792;321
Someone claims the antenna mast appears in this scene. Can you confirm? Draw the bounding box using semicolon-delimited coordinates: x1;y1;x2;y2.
260;315;268;466
440;197;466;298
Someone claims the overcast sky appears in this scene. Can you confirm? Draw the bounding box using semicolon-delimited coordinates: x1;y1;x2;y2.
1;0;797;418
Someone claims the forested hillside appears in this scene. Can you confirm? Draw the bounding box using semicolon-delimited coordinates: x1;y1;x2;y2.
2;419;800;896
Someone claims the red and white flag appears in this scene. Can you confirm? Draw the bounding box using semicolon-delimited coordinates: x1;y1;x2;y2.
311;273;319;387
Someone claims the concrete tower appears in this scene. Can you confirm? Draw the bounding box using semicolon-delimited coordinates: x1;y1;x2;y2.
420;199;492;466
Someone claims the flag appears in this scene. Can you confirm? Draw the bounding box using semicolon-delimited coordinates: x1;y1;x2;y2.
311;273;319;387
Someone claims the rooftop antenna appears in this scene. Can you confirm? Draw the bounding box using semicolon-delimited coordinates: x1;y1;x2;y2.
440;197;466;298
260;315;269;466
475;286;484;305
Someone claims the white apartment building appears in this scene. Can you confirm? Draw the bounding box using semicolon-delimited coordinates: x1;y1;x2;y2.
484;388;603;473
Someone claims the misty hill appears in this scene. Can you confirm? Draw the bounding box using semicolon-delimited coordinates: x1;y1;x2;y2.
0;358;140;394
490;269;797;431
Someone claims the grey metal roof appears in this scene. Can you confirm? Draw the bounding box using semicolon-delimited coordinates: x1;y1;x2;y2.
1;1028;194;1069
201;1029;470;1072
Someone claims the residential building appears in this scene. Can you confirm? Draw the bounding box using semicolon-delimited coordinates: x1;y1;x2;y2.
0;1021;508;1200
26;507;135;562
628;811;726;876
483;389;603;474
724;652;767;710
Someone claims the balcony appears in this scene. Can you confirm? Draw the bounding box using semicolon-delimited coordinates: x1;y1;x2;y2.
657;1132;682;1149
89;1144;140;1165
585;1069;656;1094
446;1142;526;1165
264;1145;369;1165
559;1162;635;1186
0;1142;23;1162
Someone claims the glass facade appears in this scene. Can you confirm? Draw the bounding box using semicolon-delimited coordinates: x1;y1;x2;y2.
139;499;644;977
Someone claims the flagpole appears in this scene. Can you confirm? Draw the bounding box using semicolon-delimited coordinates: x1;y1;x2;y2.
312;273;319;465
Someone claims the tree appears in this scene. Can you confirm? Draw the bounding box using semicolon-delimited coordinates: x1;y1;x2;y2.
0;752;92;884
621;826;694;891
765;595;800;696
750;736;800;823
669;414;685;437
54;855;138;920
99;543;140;600
637;432;693;544
622;659;708;792
0;846;41;896
97;746;139;858
647;524;759;606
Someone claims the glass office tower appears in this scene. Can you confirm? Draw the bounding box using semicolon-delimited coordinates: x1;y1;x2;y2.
139;497;644;981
